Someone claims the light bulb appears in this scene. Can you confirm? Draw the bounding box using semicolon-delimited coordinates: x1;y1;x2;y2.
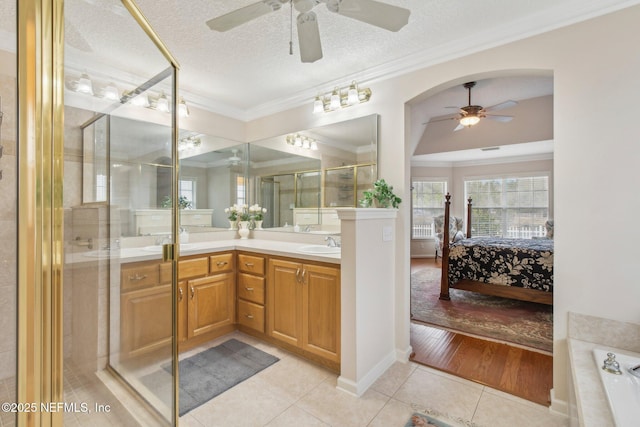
102;82;119;101
76;73;94;95
178;97;190;117
347;81;358;105
313;96;324;113
310;140;318;150
460;115;480;127
132;93;149;107
330;88;340;110
156;92;169;113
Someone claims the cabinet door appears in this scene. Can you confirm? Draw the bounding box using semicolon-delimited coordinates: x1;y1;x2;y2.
267;258;302;347
187;272;235;339
121;284;172;358
302;263;341;363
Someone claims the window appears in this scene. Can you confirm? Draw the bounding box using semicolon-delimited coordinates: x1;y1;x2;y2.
235;175;246;206
465;175;549;238
411;179;447;239
179;178;196;208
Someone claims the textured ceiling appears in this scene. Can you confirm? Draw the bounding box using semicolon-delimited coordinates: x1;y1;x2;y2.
1;0;638;121
67;0;640;119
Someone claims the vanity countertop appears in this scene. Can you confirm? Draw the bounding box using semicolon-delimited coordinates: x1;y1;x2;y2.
66;239;341;265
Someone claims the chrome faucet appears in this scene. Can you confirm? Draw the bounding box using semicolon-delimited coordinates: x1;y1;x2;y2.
303;225;313;232
602;352;622;375
325;236;340;247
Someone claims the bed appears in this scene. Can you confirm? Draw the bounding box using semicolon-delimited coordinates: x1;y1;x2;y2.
439;193;553;305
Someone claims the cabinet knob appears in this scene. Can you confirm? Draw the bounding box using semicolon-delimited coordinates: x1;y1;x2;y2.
178;287;183;302
295;268;301;283
190;285;195;300
244;262;254;267
216;261;228;267
245;314;254;319
128;273;147;281
245;287;254;291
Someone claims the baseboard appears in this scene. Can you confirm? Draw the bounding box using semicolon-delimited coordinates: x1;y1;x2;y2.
396;345;413;361
549;388;569;416
336;350;396;397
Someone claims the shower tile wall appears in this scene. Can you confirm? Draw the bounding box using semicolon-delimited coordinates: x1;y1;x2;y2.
0;56;17;385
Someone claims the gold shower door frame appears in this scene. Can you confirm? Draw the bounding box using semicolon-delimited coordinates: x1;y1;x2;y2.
17;1;181;426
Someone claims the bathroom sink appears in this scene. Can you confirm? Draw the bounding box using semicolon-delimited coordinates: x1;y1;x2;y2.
83;249;119;258
307;230;337;235
142;243;198;253
593;348;640;427
297;245;341;254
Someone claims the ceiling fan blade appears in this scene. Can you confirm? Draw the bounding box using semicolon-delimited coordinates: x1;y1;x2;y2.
453;123;465;132
65;20;93;52
486;114;514;122
425;115;458;125
206;1;276;32
297;11;323;63
329;0;410;32
484;100;518;112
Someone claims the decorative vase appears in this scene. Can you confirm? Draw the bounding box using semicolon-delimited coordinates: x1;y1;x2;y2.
237;221;250;239
254;220;263;230
228;220;237;230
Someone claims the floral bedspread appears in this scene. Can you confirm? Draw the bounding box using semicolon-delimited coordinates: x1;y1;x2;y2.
448;237;554;292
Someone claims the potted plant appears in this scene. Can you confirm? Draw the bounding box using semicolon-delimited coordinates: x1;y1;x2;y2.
161;195;193;209
359;179;402;208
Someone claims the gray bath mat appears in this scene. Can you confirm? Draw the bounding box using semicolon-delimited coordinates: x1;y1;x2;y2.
140;338;279;416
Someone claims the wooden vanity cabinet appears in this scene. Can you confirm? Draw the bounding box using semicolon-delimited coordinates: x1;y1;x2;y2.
236;252;266;333
120;260;173;359
267;257;341;364
179;252;235;348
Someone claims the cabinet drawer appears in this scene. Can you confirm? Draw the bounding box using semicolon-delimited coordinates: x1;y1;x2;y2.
238;253;265;275
121;261;160;292
237;273;265;304
209;252;234;274
179;257;209;280
237;300;265;333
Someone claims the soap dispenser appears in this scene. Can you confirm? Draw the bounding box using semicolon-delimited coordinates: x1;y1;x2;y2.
293;224;300;232
180;227;189;244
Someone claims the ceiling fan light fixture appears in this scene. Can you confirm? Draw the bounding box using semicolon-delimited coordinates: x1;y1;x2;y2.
460;115;480;127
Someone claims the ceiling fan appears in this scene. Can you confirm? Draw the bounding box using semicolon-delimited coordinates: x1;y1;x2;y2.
206;0;411;63
430;82;518;131
227;149;242;167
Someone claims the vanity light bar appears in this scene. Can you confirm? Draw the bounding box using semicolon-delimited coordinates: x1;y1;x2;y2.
67;72;190;117
313;81;372;113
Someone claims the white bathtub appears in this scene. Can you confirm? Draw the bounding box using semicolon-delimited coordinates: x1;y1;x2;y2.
592;348;640;427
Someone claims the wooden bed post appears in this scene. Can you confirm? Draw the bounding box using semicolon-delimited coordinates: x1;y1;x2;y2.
439;193;452;300
466;197;472;238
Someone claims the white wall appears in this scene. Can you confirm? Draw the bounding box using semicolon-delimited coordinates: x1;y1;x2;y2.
244;5;640;408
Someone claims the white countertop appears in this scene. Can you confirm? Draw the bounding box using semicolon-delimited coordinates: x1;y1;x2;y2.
66;239;341;265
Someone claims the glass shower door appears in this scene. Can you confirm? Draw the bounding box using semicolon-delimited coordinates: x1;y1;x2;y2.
63;0;179;425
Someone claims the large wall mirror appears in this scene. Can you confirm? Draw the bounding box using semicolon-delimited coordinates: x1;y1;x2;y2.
82;114;378;236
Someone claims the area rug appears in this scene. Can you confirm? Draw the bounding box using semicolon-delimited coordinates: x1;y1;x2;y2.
140;339;279;416
404;409;482;427
411;266;552;353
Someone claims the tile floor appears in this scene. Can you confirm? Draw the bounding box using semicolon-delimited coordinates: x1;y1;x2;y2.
177;331;568;427
0;330;569;427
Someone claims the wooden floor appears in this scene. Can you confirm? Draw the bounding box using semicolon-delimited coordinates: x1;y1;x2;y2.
410;257;553;406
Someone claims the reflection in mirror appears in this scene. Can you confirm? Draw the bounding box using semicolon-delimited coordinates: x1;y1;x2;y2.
82;115;108;204
179;141;248;232
250;114;378;232
83;114;377;235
